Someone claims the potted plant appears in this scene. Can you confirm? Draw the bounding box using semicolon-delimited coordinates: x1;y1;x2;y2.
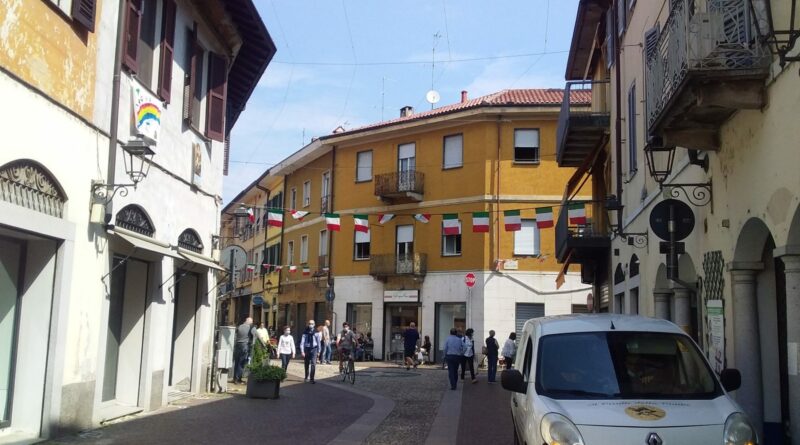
246;342;287;399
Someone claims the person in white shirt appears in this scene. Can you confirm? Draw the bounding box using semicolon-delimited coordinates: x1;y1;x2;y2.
501;332;517;370
277;326;296;371
461;328;477;383
255;322;270;348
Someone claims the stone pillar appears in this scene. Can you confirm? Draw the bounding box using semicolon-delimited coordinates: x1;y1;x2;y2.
672;287;692;333
653;289;672;320
774;247;800;442
728;263;764;437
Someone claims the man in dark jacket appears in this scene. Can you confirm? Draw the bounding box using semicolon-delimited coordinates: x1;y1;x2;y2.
485;330;500;383
300;319;322;383
233;317;255;384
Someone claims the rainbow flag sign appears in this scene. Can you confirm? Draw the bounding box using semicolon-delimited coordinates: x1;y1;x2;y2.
131;79;162;142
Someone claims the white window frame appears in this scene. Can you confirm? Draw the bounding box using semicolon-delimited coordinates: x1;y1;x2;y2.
356;150;373;182
290;187;297;210
302;181;311;208
319;230;328;256
287;240;295;265
514;219;541;256
300;235;309;263
441;221;462;256
443;134;463;169
628;81;638;176
514;129;540;163
48;0;74;15
354;229;370;260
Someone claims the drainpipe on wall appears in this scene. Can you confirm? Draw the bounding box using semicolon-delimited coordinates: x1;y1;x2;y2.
327;147;336;323
611;0;624;312
105;0;127;223
495;116;503;270
256;184;270;325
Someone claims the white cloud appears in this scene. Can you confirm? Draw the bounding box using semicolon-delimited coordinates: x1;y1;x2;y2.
464;56;567;97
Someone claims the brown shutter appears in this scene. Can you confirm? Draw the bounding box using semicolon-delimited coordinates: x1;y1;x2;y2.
206;52;227;141
644;26;660;62
157;0;176;103
123;0;142;72
183;25;197;123
71;0;96;32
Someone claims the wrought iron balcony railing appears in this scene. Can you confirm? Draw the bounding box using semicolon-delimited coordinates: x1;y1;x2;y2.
555;202;610;263
369;253;427;277
320;195;331;214
375;170;424;200
556;80;609;167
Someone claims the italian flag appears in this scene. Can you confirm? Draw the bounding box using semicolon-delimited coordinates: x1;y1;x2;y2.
246;263;255;272
504;210;521;231
472;212;490;233
289;265;297;273
247;208;255;224
325;213;341;231
302;266;311;276
274;265;282;272
262;263;270;270
568;203;587;225
442;214;460;235
290;210;309;221
267;210;283;227
414;214;431;223
535;207;554;229
378;214;395;224
354;214;369;233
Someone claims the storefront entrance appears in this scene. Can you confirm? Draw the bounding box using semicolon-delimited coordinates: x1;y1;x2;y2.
434;303;466;363
383;304;419;362
169;271;199;392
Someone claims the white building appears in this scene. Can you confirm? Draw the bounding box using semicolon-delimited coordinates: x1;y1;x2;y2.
0;0;274;441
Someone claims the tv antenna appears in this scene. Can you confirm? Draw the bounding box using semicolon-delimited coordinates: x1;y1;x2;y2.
429;32;442;109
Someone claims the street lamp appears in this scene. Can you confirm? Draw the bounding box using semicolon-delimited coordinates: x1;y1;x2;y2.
643;142;676;187
760;0;800;68
643;137;713;207
90;138;156;222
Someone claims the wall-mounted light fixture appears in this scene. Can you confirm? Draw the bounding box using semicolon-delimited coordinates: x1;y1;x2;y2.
91;137;155;206
644;137;713;207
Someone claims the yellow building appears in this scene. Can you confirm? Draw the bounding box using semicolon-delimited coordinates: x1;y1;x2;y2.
269;89;595;360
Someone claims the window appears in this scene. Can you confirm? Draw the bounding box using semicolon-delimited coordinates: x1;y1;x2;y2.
319;230;328;256
121;0;176;99
287;241;295;265
644;26;660;63
514;219;540;256
303;181;311;207
442;221;462;256
254;251;260;277
443;134;463;169
205;52;227;141
321;172;331;212
617;0;626;37
356;150;373;182
628;82;637;175
262;242;281;273
183;25;205;129
290;188;297;210
522;338;534;381
354;229;370;260
300;235;308;263
605;8;615;69
47;0;97;31
514;129;540;163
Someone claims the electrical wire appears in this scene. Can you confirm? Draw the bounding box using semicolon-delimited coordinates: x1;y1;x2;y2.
269;49;569;67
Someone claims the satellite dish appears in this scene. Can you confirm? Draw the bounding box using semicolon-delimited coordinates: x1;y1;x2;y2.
426;90;441;105
220;245;247;271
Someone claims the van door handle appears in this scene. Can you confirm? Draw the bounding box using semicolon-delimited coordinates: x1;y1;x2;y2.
513;398;518;407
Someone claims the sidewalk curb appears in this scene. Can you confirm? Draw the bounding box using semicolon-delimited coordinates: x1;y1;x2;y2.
423;384;463;445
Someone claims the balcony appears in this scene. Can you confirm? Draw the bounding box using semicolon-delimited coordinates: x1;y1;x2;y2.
555;202;610;265
320;195;331;213
645;0;770;151
369;253;427;279
557;80;609;167
375;171;424;202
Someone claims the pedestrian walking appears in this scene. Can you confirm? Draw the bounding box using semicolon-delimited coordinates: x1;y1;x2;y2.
461;328;477;383
232;317;255;384
322;319;332;364
300;320;321;383
255;322;269;348
422;335;432;364
456;328;465;377
443;328;463;390
277;326;295;371
485;330;500;383
501;332;517;370
403;322;420;370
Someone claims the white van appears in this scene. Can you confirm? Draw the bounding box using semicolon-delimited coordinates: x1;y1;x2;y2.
501;314;757;445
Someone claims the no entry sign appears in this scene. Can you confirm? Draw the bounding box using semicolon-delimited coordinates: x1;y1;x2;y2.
465;272;476;288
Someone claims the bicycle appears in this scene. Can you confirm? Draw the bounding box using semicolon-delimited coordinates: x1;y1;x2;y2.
341;350;355;385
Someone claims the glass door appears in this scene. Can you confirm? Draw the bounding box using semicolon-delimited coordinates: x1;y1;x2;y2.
0;238;22;426
396;225;414;274
397;143;416;191
321;171;331;212
435;303;466;363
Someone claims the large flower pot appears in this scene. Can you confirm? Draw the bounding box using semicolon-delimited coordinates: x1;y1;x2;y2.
246;378;280;399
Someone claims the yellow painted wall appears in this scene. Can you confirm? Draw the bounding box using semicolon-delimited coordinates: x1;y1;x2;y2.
0;0;100;119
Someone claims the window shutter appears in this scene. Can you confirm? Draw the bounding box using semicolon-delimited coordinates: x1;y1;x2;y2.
606;7;615;69
183;27;196;121
123;0;142;72
206;52;227;141
72;0;96;32
617;0;626;37
443;135;463;168
157;0;176;103
644;26;660;62
514;220;536;256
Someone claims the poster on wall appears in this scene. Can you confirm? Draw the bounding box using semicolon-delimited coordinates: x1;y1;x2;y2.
191;142;203;187
706;299;725;374
131;79;162;143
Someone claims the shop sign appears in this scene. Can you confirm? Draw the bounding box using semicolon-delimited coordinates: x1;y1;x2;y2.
384;290;419;303
503;260;519;270
706;300;724;374
253;295;264;306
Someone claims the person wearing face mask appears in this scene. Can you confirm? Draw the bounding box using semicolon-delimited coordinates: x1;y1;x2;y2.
337;322;357;373
277;326;296;371
299;319;322;383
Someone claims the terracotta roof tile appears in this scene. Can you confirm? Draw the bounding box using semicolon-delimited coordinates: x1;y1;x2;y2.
324;88;590;137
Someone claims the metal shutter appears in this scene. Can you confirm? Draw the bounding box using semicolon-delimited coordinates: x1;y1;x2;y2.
515;303;545;340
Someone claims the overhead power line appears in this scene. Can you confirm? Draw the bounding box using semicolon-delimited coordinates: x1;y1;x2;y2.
269;49;569;67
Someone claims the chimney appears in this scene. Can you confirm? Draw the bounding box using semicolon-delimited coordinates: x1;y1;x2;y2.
400;106;414;117
461;90;468;103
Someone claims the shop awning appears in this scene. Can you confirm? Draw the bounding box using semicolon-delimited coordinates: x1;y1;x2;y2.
110;227;182;259
176;247;227;272
556;251;573;290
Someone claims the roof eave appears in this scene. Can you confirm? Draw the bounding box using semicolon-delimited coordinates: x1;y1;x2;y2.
565;0;610;81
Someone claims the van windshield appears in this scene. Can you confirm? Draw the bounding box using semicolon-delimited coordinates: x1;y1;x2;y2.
535;332;721;400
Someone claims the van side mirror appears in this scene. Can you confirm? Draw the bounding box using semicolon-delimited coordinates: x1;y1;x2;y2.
720;368;741;392
501;369;527;394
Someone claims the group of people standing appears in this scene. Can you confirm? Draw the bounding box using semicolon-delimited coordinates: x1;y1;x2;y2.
442;328;518;390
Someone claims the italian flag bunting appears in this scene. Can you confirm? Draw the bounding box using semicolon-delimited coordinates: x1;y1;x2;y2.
568;203;587;225
289;265;297;273
378;214;395;224
245;263;255;272
247;208;255;224
262;263;271;270
302;266;311;276
354;214;369;233
274;265;282;272
535;207;554;229
267;210;283;227
442;214;460;235
290;210;309;221
472;212;490;233
504;210;521;231
325;213;341;231
414;214;431;223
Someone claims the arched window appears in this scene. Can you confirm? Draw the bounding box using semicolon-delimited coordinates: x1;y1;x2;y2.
115;204;155;237
614;263;625;284
630;254;640;278
0;159;67;218
178;229;203;253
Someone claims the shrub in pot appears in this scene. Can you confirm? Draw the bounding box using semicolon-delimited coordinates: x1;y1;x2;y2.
246;342;287;399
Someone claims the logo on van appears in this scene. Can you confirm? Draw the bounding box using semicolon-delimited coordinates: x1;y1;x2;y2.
625;405;666;421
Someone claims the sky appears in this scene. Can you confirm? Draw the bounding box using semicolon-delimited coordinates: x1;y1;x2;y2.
224;0;580;204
